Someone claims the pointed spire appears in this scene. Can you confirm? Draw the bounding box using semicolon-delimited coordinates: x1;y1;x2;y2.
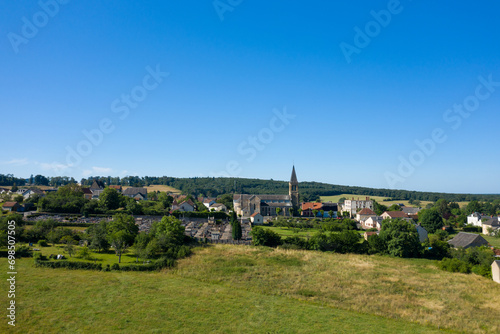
290;165;298;183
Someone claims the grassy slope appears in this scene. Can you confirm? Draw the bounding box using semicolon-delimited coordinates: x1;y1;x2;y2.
321;194;469;208
2;245;500;333
123;184;181;194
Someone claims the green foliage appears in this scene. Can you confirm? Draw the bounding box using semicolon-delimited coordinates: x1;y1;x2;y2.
379;219;422;258
418;209;443;233
99;188;122;211
150;216;185;249
367;234;386;254
86;220;110;253
34;259;103;270
438;258;471;273
252;226;282;247
38;184;86;213
37;240;48;247
387;204;401;211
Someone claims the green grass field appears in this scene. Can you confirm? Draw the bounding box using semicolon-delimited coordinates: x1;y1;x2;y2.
263;226;319;238
1;245;500;333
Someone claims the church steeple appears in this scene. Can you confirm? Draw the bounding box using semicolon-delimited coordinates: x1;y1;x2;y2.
289;165;299;212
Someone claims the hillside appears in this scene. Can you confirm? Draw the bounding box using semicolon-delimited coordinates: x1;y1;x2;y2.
2;245;499;333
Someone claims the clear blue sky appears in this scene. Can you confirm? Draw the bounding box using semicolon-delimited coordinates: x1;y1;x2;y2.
1;1;499;194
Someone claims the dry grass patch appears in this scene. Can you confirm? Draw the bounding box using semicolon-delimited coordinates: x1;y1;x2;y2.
172;245;500;333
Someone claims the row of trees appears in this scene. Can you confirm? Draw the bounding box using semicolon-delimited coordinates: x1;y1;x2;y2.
7;172;500;203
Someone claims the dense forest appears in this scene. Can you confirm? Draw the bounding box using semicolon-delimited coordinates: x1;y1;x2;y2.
2;173;499;203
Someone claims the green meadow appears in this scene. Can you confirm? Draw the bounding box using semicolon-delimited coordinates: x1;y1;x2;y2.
1;244;500;333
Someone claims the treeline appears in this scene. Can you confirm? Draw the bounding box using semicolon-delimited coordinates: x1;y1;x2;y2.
0;174;76;187
5;173;500;203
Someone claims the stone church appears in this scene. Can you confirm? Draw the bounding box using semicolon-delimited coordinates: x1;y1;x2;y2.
233;166;299;217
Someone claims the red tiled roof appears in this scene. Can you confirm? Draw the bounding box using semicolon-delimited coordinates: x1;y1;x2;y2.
250;212;261;217
301;202;323;210
358;208;376;215
3;202;17;208
383;211;409;218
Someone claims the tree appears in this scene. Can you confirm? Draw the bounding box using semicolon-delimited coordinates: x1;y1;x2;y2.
86;220;109;252
320;210;325;218
387;204;401;211
133;232;151;262
276;207;282;216
99;188;122;211
232;219;242;240
60;235;77;257
312;209;319;218
11;184;18;193
379;219;422;258
418;209;443;233
434;199;451;219
465;200;481;215
47;230;60;246
107;214;139;263
251;227;282;247
328;210;334;218
150;216;185;250
14;195;23;203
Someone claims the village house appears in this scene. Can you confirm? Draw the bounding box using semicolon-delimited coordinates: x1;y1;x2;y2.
123;187;148;201
2;202;19;212
203;198;217;209
467;212;484;226
82;188;93;200
301;202;323;217
380;211;412;222
363;216;383;230
209;203;226;212
90;180;105;199
401;206;421;219
250;212;263;225
448;232;489;249
22;188;45;200
363;231;378;240
172;199;195;212
341;197;374;217
356;208;377;222
482;218;500;235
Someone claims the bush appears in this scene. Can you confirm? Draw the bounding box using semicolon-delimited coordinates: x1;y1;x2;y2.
463;225;481;232
111;263;120;271
34;259;102;271
38;240;48;247
438;258;471;273
33;252;47;261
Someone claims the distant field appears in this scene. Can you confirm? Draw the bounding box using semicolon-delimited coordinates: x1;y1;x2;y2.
123;184;181;194
5;244;500;333
320;194;469;208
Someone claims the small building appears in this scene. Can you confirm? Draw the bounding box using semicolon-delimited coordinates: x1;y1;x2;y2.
209;203;227;212
82;187;93;200
448;232;489;249
481;217;500;235
381;211;412;222
363;216;383;230
178;200;195;212
203;198;217;209
492;261;500;284
23;188;45;200
467;212;483;227
109;185;122;192
2;202;19;212
90;180;105;199
123;187;148;201
250;212;263;225
356;208;377;222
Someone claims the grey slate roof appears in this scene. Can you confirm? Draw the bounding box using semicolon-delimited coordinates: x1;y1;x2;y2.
448;232;489;249
123;187;147;196
290;165;298;183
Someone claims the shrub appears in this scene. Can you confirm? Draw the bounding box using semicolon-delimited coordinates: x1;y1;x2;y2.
33;252;47;261
37;240;48;247
111;263;120;271
34;260;102;271
438;258;471;273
